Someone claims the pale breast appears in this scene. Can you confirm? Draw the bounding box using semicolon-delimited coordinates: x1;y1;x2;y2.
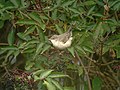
50;37;72;49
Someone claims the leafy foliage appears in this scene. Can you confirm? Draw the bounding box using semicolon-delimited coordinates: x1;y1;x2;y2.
0;0;120;90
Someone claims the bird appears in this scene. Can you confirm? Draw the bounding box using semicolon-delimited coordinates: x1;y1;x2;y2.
49;22;76;49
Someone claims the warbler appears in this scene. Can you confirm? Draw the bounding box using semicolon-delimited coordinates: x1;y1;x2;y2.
49;22;76;49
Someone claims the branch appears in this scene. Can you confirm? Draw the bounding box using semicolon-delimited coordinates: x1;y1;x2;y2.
75;50;92;90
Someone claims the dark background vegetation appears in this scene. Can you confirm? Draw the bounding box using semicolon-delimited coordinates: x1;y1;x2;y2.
0;0;120;90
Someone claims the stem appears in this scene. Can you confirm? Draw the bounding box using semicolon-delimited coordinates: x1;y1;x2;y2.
75;50;92;90
102;58;120;86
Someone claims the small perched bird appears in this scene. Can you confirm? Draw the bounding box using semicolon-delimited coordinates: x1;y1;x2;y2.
49;22;76;49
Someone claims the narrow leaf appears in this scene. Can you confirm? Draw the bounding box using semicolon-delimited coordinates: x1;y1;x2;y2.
23;48;35;53
34;43;44;59
62;0;75;7
4;50;14;63
1;46;18;50
75;46;86;54
0;49;7;55
41;44;51;54
33;70;44;76
87;6;95;16
8;29;15;46
67;47;75;57
48;73;70;78
52;9;58;20
40;70;53;79
55;24;63;34
78;66;83;76
83;1;96;6
44;80;56;90
114;46;120;58
52;79;63;90
29;12;41;23
16;19;37;25
69;8;80;14
83;46;94;53
24;25;36;36
36;26;45;42
29;12;46;30
10;0;19;7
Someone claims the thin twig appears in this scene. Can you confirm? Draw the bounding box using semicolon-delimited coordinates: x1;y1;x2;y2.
4;66;11;77
102;57;120;86
84;54;97;64
75;50;92;90
100;60;118;66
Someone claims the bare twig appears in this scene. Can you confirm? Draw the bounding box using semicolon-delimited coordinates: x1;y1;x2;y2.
75;50;92;90
102;57;120;86
84;54;97;64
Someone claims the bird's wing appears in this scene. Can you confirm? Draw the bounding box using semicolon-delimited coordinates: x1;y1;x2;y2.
58;32;72;43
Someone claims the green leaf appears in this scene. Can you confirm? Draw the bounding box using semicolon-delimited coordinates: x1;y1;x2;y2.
0;20;4;28
87;6;95;16
48;73;70;78
36;26;45;42
75;46;86;54
10;57;16;65
40;15;49;20
110;1;120;7
1;46;18;50
24;25;36;36
29;12;41;23
83;1;96;6
25;61;34;70
17;32;25;40
93;22;103;40
51;79;63;90
3;50;14;64
17;32;31;41
0;49;7;55
24;39;39;47
64;87;75;90
59;14;66;21
92;76;102;90
55;24;63;34
61;0;75;7
82;46;94;53
67;64;76;69
33;42;44;59
29;12;46;30
22;48;35;53
52;9;58;20
11;50;20;64
20;0;29;8
0;12;11;20
78;66;83;76
34;75;40;81
38;22;46;30
8;29;15;46
41;44;51;54
114;46;120;58
23;44;35;50
44;80;56;90
67;47;75;57
10;0;19;7
69;8;80;14
78;32;87;45
92;13;104;17
40;70;53;79
33;70;44;76
16;19;37;25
